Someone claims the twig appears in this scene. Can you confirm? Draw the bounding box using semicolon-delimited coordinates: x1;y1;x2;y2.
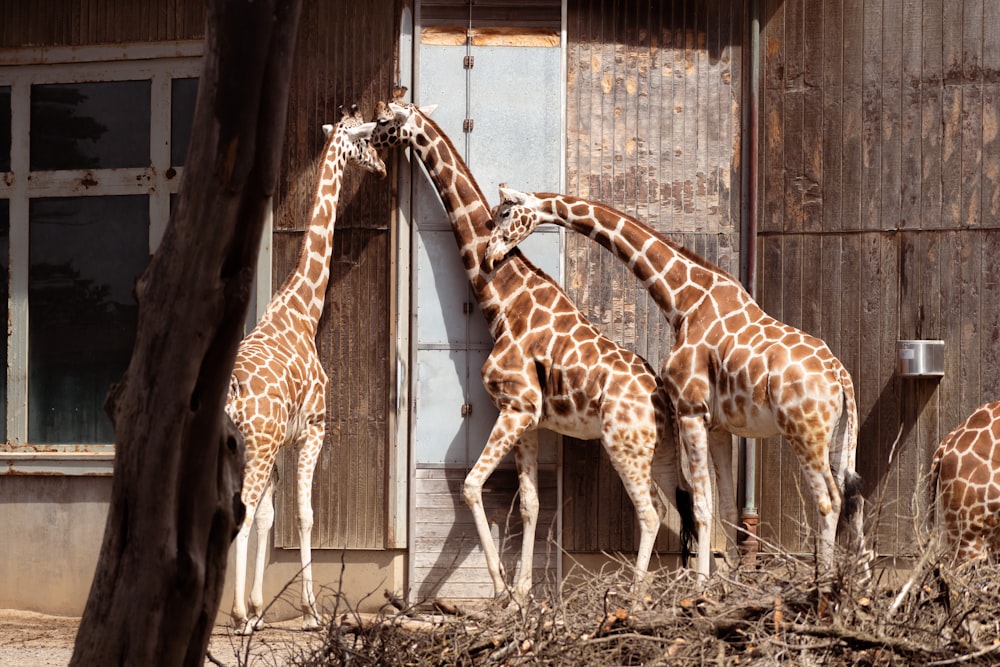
925;642;1000;666
788;622;942;660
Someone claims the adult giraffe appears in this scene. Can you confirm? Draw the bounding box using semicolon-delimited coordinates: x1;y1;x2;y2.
226;106;385;634
484;186;868;580
371;92;693;601
931;401;1000;562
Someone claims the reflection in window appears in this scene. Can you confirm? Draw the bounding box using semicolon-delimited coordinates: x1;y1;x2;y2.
30;80;151;170
28;196;149;444
0;86;9;172
171;78;199;166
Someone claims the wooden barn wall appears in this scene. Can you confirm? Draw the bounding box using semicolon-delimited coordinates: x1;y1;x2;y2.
758;0;1000;558
273;0;400;550
563;0;744;556
0;0;204;45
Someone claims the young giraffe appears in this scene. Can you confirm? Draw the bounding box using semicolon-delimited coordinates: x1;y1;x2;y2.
225;106;385;634
484;187;868;579
371;94;693;601
931;401;1000;561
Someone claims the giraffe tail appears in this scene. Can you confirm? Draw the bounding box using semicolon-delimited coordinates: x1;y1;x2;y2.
675;485;696;566
832;366;864;533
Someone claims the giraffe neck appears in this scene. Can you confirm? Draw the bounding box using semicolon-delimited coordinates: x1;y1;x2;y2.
537;195;753;329
409;114;504;297
264;137;347;338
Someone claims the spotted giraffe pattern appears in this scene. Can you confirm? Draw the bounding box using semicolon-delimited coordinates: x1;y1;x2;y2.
225;106;385;634
485;187;868;579
372;91;693;601
932;401;1000;561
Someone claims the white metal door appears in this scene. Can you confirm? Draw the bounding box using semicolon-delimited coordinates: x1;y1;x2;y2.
408;19;563;601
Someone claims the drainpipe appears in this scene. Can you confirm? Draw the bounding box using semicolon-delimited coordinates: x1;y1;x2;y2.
738;0;761;562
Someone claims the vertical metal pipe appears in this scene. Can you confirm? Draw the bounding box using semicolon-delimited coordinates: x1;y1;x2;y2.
738;0;761;556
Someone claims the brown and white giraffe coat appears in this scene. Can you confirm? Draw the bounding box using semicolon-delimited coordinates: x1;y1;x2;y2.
371;93;693;601
485;187;868;579
932;401;1000;562
225;107;385;634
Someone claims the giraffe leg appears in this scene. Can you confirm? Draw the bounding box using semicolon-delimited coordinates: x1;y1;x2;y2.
606;436;661;594
679;415;714;580
232;512;254;634
233;447;277;635
463;409;537;601
512;430;540;601
789;437;839;572
296;422;324;631
248;478;275;630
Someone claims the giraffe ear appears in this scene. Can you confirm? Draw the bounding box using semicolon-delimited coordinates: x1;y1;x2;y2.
498;185;527;205
388;102;412;122
322;124;335;138
419;104;438;116
346;122;376;141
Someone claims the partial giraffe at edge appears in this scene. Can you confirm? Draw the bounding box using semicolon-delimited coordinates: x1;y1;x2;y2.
371;89;695;603
225;106;386;635
932;401;1000;562
485;186;870;582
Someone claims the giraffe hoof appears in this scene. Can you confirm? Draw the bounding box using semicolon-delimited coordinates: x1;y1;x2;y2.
301;614;321;632
234;616;266;636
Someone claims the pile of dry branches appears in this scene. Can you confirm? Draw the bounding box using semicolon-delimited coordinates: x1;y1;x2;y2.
286;546;1000;666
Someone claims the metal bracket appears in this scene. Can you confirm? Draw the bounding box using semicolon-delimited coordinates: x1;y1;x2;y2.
464;55;474;69
463;118;474;132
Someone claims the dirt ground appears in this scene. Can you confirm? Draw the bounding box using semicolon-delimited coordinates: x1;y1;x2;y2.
0;609;324;666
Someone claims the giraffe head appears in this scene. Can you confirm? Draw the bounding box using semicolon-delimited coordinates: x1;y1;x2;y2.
483;185;545;271
321;104;386;178
370;86;438;150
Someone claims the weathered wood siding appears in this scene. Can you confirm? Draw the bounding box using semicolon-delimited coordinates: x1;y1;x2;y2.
563;0;745;555
0;0;204;45
758;0;1000;557
273;0;400;550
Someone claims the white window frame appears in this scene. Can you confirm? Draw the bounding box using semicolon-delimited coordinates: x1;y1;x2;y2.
0;42;270;474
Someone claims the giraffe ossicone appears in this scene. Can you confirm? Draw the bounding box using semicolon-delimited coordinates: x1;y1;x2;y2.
372;91;694;602
226;104;385;635
932;401;1000;561
486;185;870;582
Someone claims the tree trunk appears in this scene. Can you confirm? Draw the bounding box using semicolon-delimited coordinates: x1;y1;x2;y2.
70;0;302;664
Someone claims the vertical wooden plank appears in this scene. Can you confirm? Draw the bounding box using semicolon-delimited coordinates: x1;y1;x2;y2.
881;0;902;232
801;0;823;232
861;0;883;230
783;0;804;232
761;0;784;235
821;0;844;233
877;234;901;549
921;0;943;230
961;0;985;233
899;0;922;229
958;234;982;418
841;0;864;229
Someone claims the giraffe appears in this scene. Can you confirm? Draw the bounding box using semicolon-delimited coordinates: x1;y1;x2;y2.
931;401;1000;562
225;105;386;635
371;92;694;601
484;187;868;580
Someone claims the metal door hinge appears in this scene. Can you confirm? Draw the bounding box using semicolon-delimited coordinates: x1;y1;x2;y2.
463;302;475;314
461;403;473;417
464;55;475;69
463;118;474;132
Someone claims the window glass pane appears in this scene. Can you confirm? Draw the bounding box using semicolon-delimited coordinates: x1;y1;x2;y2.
171;77;198;166
28;196;148;444
0;86;10;172
30;81;151;170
